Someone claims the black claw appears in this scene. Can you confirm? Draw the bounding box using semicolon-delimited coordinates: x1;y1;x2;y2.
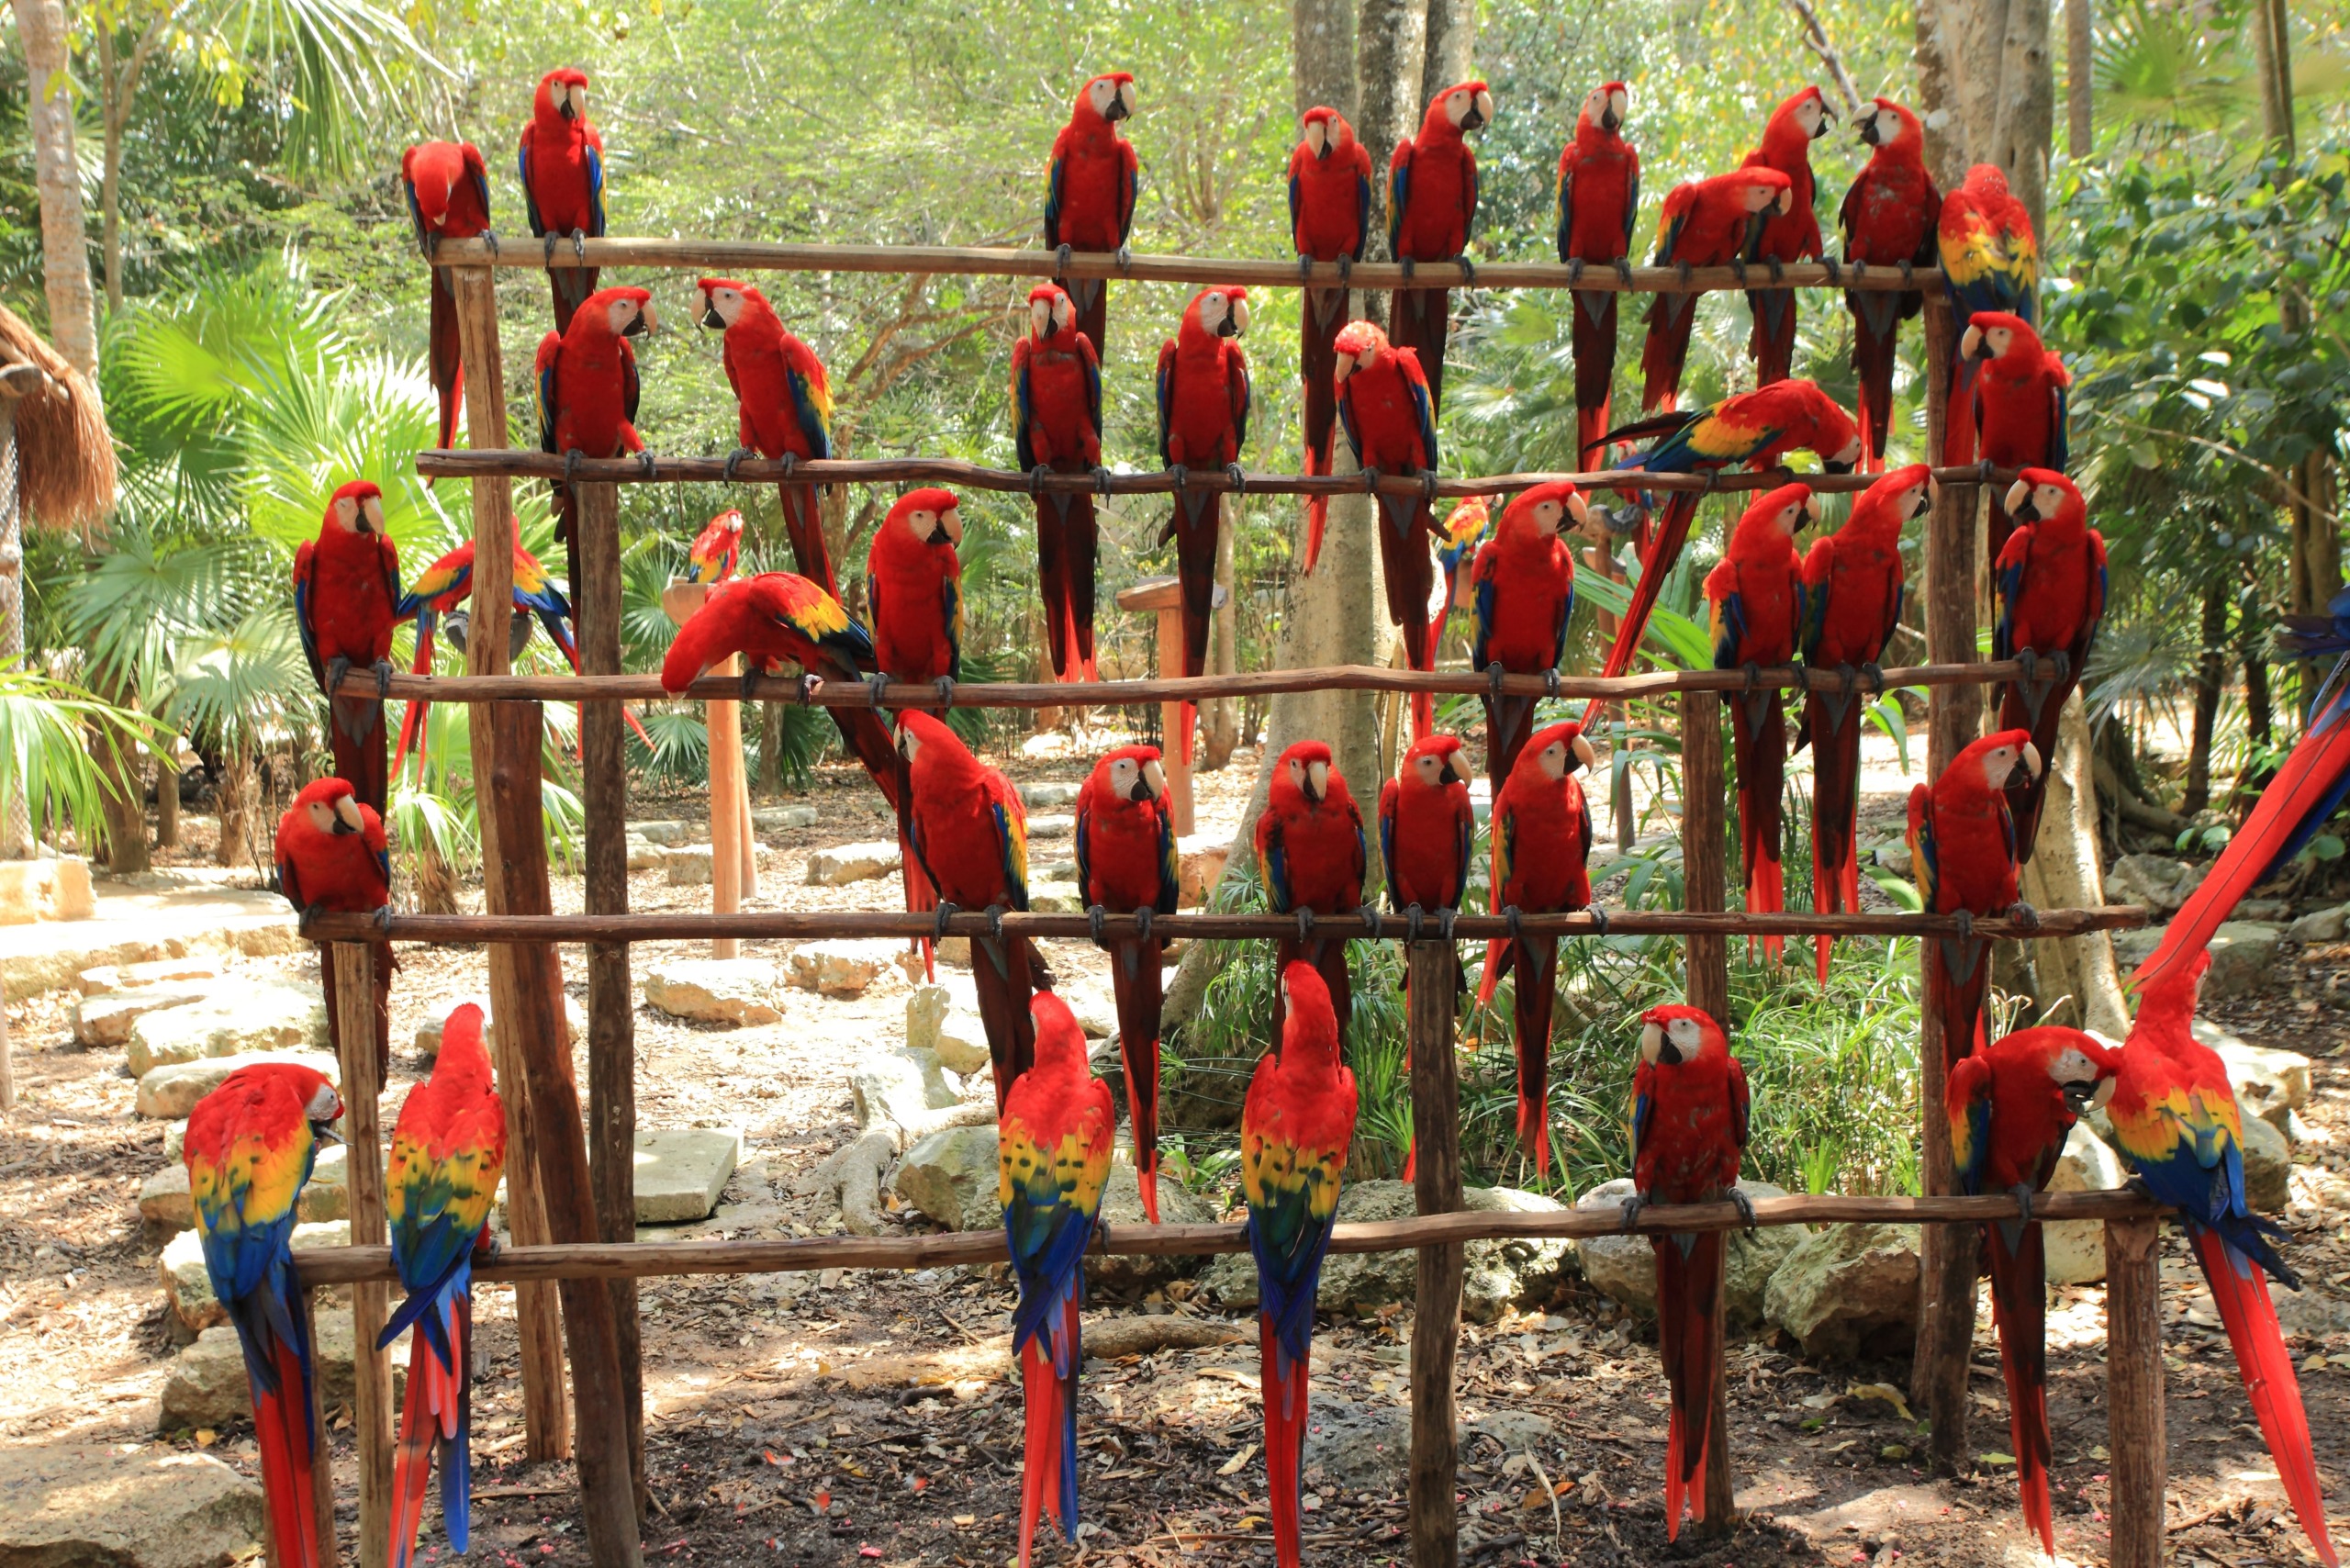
985;905;1006;945
722;447;754;483
635;450;656;480
1567;258;1585;286
738;666;761;702
1953;909;1975;944
1029;465;1050;498
1504;905;1523;941
1589;905;1611;937
1730;257;1749;286
375;905;395;936
933;902;960;942
1297;254;1315;285
1358;902;1384;940
1457;254;1477;286
1296;907;1315;944
1619;1193;1649;1234
1360;466;1382;496
1087;903;1108;944
1488;660;1508;707
1136;907;1154;943
1054;243;1072;279
1729;1188;1759;1230
1114;243;1133;272
779;451;799;482
866;672;890;711
297;902;322;937
324;655;352;699
2009;1183;2037;1228
934;677;956;710
1405;903;1426;942
798;673;822;707
1766;255;1785;285
1335;254;1353;288
1168;465;1190;495
570;229;587;264
1225;463;1247;494
2008;901;2042;932
1615;257;1635;287
1437;907;1457;942
371;659;396;699
1741;660;1762;694
1092;466;1115;498
481;230;501;259
1897;259;1915;286
563;448;584;486
543;232;558;267
1862;661;1886;693
1399;256;1416;285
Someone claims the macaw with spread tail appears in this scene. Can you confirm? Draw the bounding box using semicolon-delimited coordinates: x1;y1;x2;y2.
1387;81;1491;413
1994;469;2104;859
2107;955;2340;1568
1961;312;2071;556
1044;72;1139;359
1627;1005;1751;1541
866;487;964;692
1707;482;1813;958
402;141;495;455
687;509;744;586
998;990;1115;1568
1256;740;1367;1044
1470;481;1582;792
1292;106;1373;570
1948;1025;2120;1556
1801;464;1927;982
1157;286;1251;763
1739;85;1833;387
185;1062;344;1568
1334;319;1440;738
1640;167;1793;413
1432;495;1492;659
1908;729;2041;1067
517;69;604;333
1075;745;1180;1222
294;480;400;814
1242;961;1358;1568
381;1002;506;1568
1839;99;1940;468
1012;284;1106;680
1939;164;2039;451
1555;83;1639;468
695;278;836;597
535;286;653;549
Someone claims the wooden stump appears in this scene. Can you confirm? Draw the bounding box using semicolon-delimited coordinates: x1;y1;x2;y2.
1406;940;1462;1568
330;942;393;1568
2104;1215;2166;1568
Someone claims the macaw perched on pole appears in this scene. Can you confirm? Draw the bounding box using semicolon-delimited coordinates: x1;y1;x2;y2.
1256;740;1367;1043
401;141;495;455
1291;106;1372;571
696;278;838;598
1939;163;2039;454
1477;722;1596;1173
687;508;744;587
1838;99;1940;469
1961;312;2071;557
1908;730;2041;1068
1382;732;1473;1179
275;778;394;1084
1242;960;1358;1568
1639;168;1792;414
1738;85;1833;387
1470;481;1582;793
1431;494;1493;660
998;990;1115;1568
1993;469;2104;859
381;1002;507;1568
536;285;654;551
1333;319;1440;738
1800;464;1928;982
1012;284;1106;680
1948;1025;2119;1556
517;68;604;333
1626;1005;1751;1541
185;1062;344;1568
294;480;400;814
1156;286;1251;764
1555;83;1639;468
2107;955;2340;1568
1043;73;1139;361
1075;745;1179;1222
1387;82;1491;414
866;487;964;693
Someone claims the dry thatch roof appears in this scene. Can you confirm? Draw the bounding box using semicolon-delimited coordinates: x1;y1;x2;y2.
0;306;114;533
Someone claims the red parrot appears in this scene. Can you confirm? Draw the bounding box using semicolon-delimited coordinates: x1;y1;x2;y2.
686;508;744;586
1993;469;2104;858
1011;284;1105;680
866;487;964;691
1291;106;1373;570
1043;72;1139;360
1381;731;1473;1180
1471;482;1583;793
1839;98;1941;469
1961;311;2071;557
1948;1025;2120;1556
185;1062;344;1568
275;776;395;1082
381;1002;507;1568
1555;83;1639;467
2106;956;2340;1568
1386;81;1491;412
1156;286;1252;764
1628;1004;1751;1541
1334;319;1440;738
1706;482;1814;959
1639;167;1792;413
401;141;495;455
1738;86;1833;387
294;480;400;814
1908;729;2041;1068
1075;745;1180;1223
1431;494;1493;660
1241;961;1358;1568
997;990;1115;1568
1255;740;1367;1043
1477;722;1597;1174
696;277;838;597
516;68;605;333
1800;464;1928;982
1939;163;2040;450
535;285;653;549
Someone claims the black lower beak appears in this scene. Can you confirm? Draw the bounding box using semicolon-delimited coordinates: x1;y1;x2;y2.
1460;108;1486;131
1657;1042;1683;1067
1130;780;1152;803
330;818;359;836
1440;764;1461;786
622;316;647;337
2062;1083;2094;1114
1104;99;1130;123
312;1121;343;1145
701;306;725;330
2008;762;2033;790
559;102;578;121
1824;459;1853;475
2014;500;2040;523
1814;111;1835;137
1860;122;1880;146
1216;318;1238;338
1315;140;1333;162
1913;494;1932;519
1600;110;1620;133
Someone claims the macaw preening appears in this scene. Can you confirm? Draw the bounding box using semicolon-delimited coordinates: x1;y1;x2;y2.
2106;955;2339;1568
1387;81;1491;412
1043;72;1139;360
1555;83;1639;468
998;990;1116;1568
1333;319;1440;738
1800;463;1928;982
1908;729;2041;1067
1739;85;1834;387
1640;167;1792;414
1292;106;1373;571
1011;283;1105;680
401;141;495;455
1627;1004;1751;1541
1156;286;1252;764
1074;745;1180;1222
535;285;653;550
1993;468;2105;859
1431;494;1493;660
687;508;744;586
1242;960;1359;1568
1939;163;2040;449
1948;1025;2120;1555
1962;311;2071;556
294;480;400;814
1477;722;1597;1174
1470;481;1583;792
1255;740;1368;1043
185;1062;344;1568
381;1002;507;1568
1838;98;1940;469
866;487;964;692
696;277;838;598
516;68;605;333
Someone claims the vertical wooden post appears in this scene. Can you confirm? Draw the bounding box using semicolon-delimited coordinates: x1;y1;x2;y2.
299;1283;341;1568
1113;577;1196;834
707;659;746;962
1406;940;1462;1568
2104;1215;2166;1567
1679;689;1736;1530
330;943;392;1568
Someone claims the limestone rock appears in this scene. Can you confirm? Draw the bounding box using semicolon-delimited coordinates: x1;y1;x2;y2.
2198;1023;2311;1136
1025;813;1074;841
2043;1123;2127;1285
635;1127;744;1224
752;804;819;832
2287;904;2349;944
77;983;218;1049
136;1049;340;1120
787;938;895;998
2239;898;2291;922
1873;843;1912;878
1762;1223;1921;1361
2204;922;2282;1000
1088;1166;1215;1294
630;819;694;846
893;1125;1000;1230
78;957;226;997
626;835;666;873
137;1165;191;1231
805;841;901;886
0;853;95;924
1018;781;1080;811
125;983;329;1078
2112;926;2161;972
851;1046;960;1133
0;1444;263;1568
2243;1112;2291;1213
2106;854;2206;914
159;1311;400;1432
906;984;991;1077
162;1221;350;1333
1301;1399;1412;1492
1026;883;1083;914
1573;1179;1797;1328
663;841;777;885
642;959;783;1026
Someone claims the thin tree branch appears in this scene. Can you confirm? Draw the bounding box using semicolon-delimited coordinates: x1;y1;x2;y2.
1783;0;1865;118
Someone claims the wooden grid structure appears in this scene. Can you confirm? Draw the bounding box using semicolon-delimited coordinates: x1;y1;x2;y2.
274;239;2172;1568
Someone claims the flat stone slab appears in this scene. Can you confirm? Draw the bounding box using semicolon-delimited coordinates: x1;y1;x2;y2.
752;804;819;832
2044;1122;2126;1285
1018;781;1080;810
893;1124;998;1230
788;938;895;998
125;982;328;1077
160;1311;402;1432
1576;1178;1797;1327
1025;813;1074;840
75;982;218;1048
79;957;226;996
663;842;777;885
635;1127;744;1223
630;819;696;846
906;985;990;1077
804;841;901;887
162;1220;351;1333
642;959;782;1026
136;1048;341;1120
2205;920;2282;999
0;879;301;997
0;1444;263;1568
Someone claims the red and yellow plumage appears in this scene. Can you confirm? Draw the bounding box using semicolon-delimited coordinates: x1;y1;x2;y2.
687;509;744;586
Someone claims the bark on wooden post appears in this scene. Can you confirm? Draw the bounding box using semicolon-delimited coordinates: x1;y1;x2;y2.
1680;688;1735;1530
330;942;393;1568
1406;939;1462;1568
2103;1215;2167;1568
299;1283;341;1568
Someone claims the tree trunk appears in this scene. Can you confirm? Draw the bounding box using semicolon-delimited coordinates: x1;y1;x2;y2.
1354;0;1427;272
1928;0;2055;234
1915;6;1967;191
213;745;250;871
156;754;179;848
11;0;100;380
2250;0;2294;158
2021;694;2130;1036
1419;0;1474;106
2184;578;2229;816
759;700;784;798
2064;0;2092;158
1202;497;1239;769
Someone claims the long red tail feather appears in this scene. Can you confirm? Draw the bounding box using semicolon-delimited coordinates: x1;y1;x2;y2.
1731;691;1787;960
1583;492;1699;731
1261;1316;1311;1568
1300;288;1344;574
1748;288;1797;387
1110;935;1165;1223
1807;691;1864;986
1656;1230;1726;1540
1512;935;1558;1173
1852;304;1898;472
254;1332;320;1568
1572;291;1617;470
778;482;837;601
1640;294;1696;413
1985;1222;2055;1555
1389;286;1452;414
2193;1229;2341;1567
428;274;464;465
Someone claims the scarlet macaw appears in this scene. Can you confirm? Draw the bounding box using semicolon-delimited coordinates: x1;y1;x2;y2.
686;509;744;586
1156;286;1252;764
1387;81;1491;412
1908;729;2041;1067
1960;311;2071;555
1291;106;1373;571
381;1002;507;1568
1939;163;2039;446
866;487;964;693
185;1062;344;1568
1470;481;1582;793
1043;73;1139;360
275;777;395;1084
1738;85;1833;387
294;480;400;814
401;141;495;455
516;68;604;333
696;277;838;598
1993;469;2104;859
1639;168;1793;413
1838;99;1941;469
998;990;1115;1568
1255;740;1367;1043
1555;82;1639;467
1011;284;1105;680
535;285;653;550
1333;319;1440;738
1381;732;1473;1178
1431;494;1493;660
1074;745;1180;1223
1242;960;1358;1568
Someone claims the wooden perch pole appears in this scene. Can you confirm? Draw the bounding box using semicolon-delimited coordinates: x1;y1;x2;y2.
1407;939;1464;1568
330;942;393;1568
1679;689;1737;1534
2103;1215;2167;1567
